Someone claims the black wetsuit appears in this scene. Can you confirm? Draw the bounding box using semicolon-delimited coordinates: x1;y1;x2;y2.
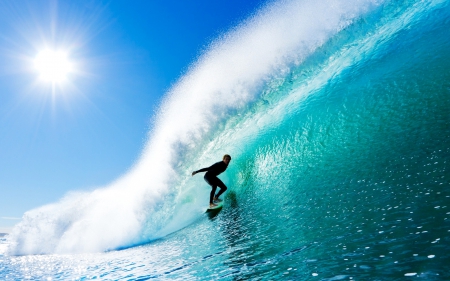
195;161;228;204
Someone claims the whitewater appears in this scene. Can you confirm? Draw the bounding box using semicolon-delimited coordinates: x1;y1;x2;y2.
2;0;450;280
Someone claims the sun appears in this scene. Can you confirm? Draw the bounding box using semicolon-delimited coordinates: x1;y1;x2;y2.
34;49;73;84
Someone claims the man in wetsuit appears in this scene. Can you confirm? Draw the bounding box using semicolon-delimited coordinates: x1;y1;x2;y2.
192;154;231;208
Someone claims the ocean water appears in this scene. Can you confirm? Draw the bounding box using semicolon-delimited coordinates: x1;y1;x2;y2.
1;0;450;280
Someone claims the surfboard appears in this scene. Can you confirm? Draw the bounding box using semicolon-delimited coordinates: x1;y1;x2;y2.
206;200;223;211
206;201;223;219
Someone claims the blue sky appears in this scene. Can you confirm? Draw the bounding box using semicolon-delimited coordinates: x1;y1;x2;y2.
0;0;266;232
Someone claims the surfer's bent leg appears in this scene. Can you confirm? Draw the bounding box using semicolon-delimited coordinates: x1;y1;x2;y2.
214;177;227;199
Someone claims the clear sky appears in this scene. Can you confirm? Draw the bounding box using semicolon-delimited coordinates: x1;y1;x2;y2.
0;0;266;232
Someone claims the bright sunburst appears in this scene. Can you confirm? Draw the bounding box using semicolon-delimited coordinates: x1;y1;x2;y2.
34;49;73;84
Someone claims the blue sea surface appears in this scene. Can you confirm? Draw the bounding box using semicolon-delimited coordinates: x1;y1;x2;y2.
1;0;450;280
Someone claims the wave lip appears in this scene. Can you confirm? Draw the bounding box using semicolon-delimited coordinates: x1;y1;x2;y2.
6;0;382;255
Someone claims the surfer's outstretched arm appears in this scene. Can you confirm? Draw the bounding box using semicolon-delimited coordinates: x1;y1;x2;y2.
192;167;209;176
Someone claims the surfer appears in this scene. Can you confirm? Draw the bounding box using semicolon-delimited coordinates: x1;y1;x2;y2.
192;154;231;208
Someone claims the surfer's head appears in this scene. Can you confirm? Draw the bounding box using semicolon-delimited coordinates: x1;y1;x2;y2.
223;154;231;165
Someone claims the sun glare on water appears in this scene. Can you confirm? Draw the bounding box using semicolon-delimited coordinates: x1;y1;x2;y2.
34;49;73;84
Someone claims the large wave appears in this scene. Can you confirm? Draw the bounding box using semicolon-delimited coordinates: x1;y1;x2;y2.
7;0;383;255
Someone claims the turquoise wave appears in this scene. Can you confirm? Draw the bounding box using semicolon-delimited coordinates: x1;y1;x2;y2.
162;0;450;279
4;2;450;279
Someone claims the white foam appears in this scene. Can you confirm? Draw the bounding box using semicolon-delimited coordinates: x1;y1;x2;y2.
7;0;381;255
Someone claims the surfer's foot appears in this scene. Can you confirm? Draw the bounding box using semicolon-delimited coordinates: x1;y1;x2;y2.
210;203;218;208
213;197;223;203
